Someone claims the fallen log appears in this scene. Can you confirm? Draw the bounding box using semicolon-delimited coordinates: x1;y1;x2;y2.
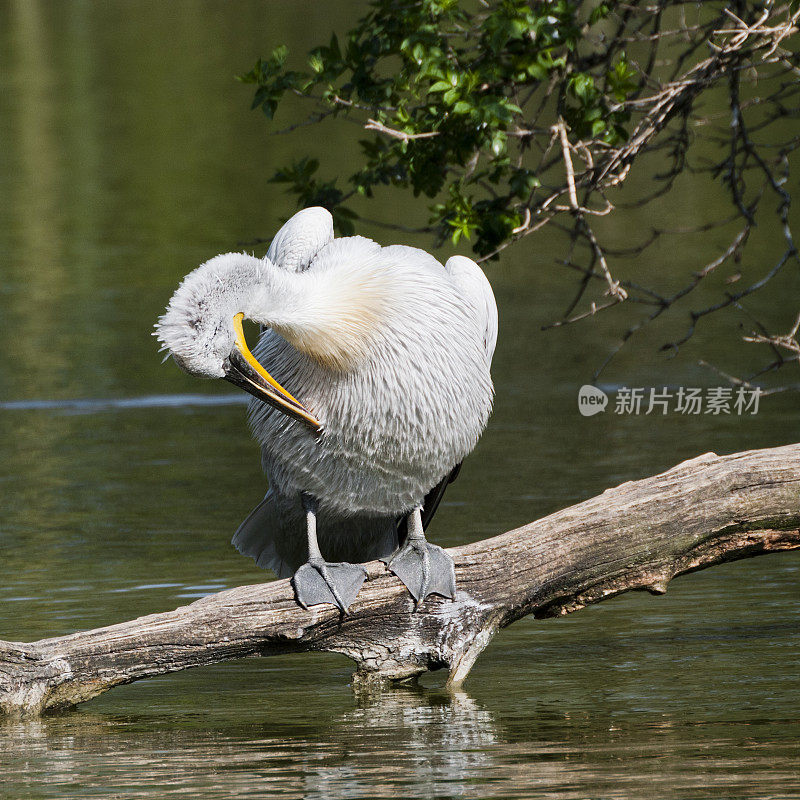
1;444;799;717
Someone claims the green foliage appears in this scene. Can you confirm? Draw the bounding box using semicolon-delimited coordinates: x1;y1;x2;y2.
270;157;358;234
239;0;639;257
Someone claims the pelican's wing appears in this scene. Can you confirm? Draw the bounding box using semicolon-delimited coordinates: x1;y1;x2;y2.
421;462;462;531
408;256;497;536
444;255;498;364
266;206;334;273
393;462;462;539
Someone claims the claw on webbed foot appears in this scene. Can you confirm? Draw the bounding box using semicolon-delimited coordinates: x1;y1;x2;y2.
384;539;456;606
292;558;367;613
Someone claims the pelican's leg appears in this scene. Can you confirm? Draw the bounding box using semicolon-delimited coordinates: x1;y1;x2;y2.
383;507;456;606
292;493;367;613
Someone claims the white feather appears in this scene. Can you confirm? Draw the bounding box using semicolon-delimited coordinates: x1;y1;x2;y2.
444;255;499;363
266;206;334;272
246;237;493;516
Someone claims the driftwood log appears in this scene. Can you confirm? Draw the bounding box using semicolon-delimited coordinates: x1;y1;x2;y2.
1;444;799;717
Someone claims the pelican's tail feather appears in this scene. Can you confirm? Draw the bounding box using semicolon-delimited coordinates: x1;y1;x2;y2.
232;490;302;578
233;490;400;579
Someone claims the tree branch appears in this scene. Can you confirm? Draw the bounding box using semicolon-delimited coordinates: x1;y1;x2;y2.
364;119;440;141
2;444;799;717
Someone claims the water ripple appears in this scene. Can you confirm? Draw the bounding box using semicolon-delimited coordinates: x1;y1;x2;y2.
0;394;248;414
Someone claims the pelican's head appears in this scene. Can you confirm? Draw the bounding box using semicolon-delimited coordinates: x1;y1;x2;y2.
155;252;321;432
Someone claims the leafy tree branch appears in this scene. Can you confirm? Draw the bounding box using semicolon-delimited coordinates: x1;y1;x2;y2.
240;1;800;385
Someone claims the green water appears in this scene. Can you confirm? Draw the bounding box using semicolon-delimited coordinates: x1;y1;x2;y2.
1;2;799;797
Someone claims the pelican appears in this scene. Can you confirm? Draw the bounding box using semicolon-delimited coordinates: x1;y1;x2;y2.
156;207;497;611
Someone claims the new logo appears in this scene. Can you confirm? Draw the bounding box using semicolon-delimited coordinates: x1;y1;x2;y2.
578;385;608;417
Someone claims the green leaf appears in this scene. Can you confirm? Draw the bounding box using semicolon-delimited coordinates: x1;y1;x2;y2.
242;0;645;258
589;3;609;25
272;45;289;66
490;131;506;156
590;118;606;136
570;73;596;102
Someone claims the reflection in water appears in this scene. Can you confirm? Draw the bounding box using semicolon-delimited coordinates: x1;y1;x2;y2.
313;690;500;799
2;688;798;799
0;692;499;800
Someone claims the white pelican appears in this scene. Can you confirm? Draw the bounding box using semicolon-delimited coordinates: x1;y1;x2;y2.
156;208;497;611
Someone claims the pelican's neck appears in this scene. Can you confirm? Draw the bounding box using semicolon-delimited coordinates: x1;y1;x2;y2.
246;257;392;372
158;245;400;378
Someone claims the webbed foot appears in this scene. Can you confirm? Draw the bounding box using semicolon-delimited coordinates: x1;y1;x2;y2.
383;538;456;605
292;557;367;612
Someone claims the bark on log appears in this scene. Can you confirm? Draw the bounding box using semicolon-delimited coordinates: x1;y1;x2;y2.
2;444;799;717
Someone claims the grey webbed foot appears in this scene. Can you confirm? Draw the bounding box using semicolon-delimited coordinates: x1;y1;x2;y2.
292;557;367;613
383;517;456;606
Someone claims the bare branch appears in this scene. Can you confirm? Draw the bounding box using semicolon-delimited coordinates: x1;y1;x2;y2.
364;119;440;141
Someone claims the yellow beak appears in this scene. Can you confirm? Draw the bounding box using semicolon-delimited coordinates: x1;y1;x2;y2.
223;313;321;432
